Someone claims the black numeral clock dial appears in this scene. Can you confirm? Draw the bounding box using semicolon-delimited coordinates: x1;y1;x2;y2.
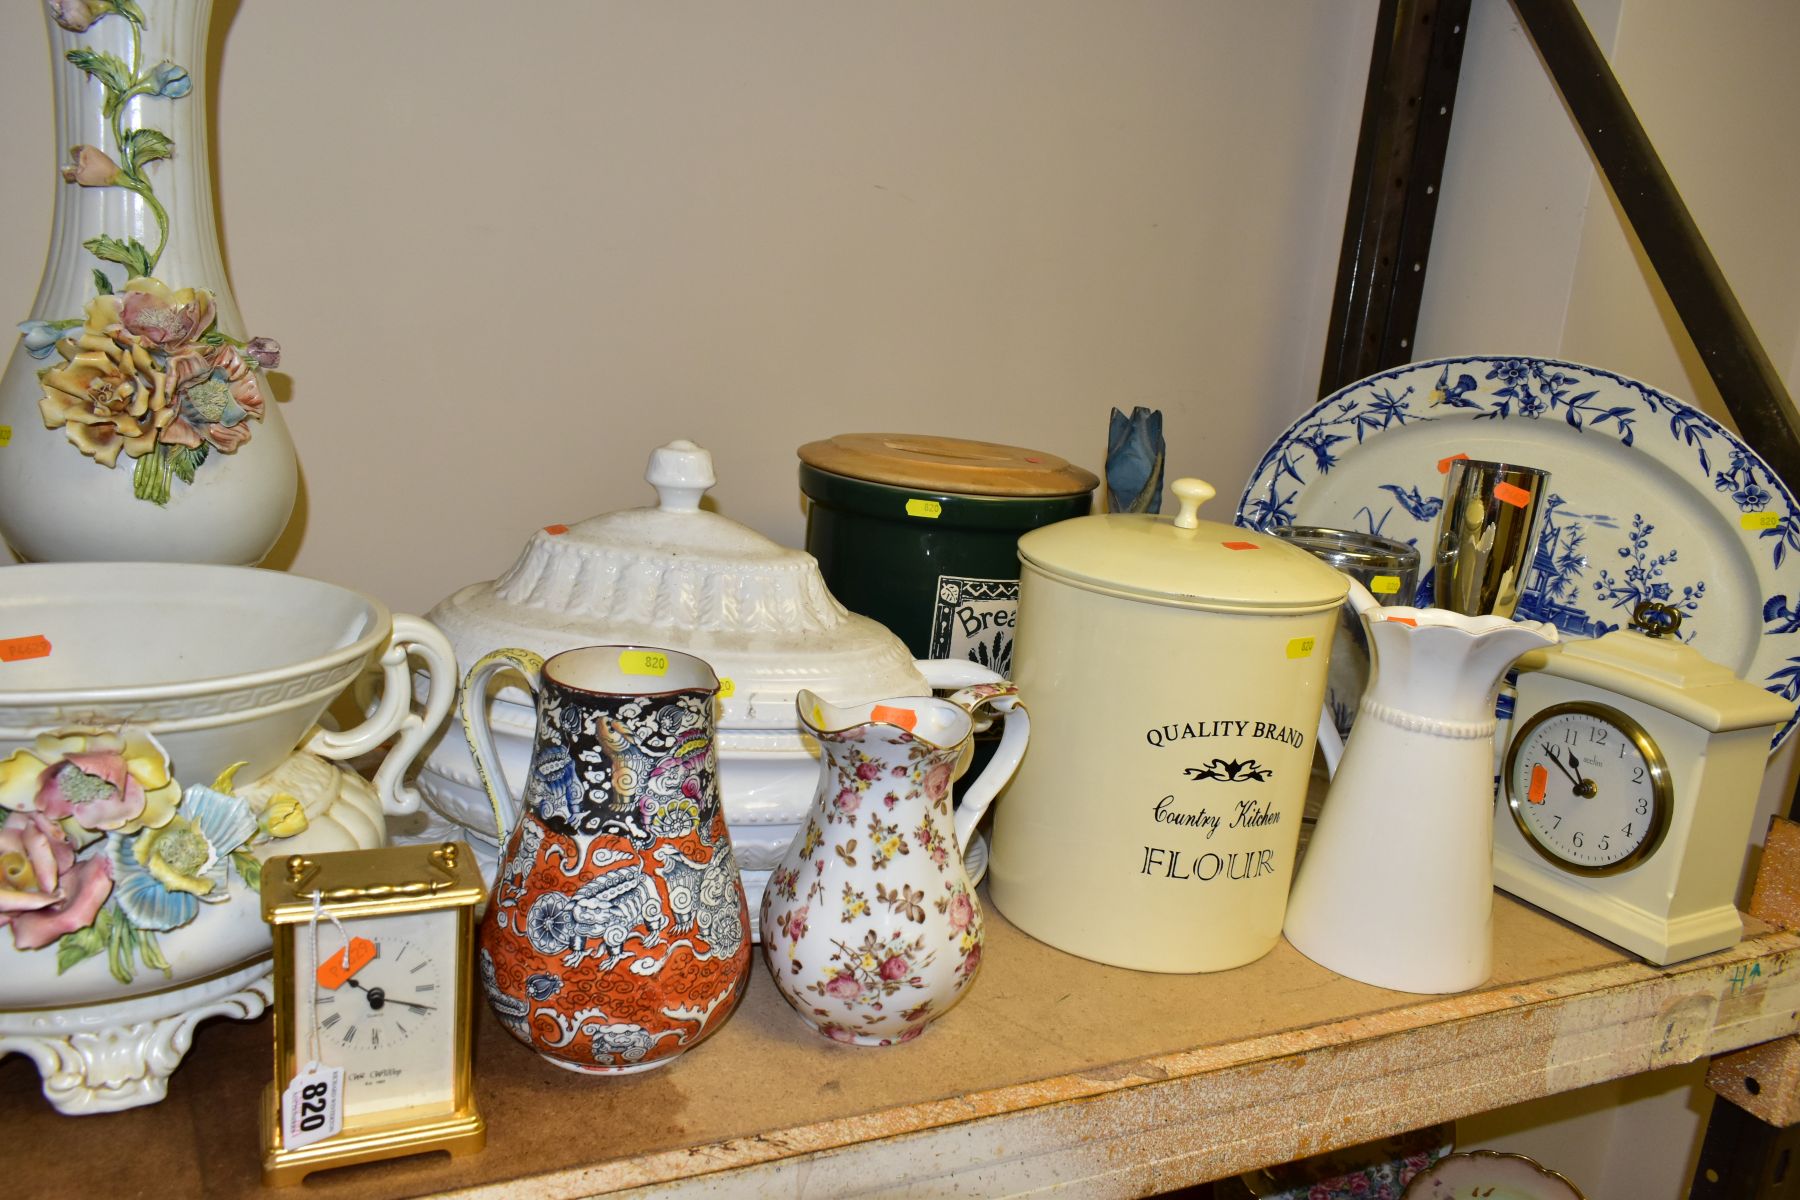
1504;701;1673;875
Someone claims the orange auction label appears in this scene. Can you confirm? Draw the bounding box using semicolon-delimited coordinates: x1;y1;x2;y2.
870;704;919;731
1528;763;1547;804
543;523;569;535
1384;615;1418;627
1493;481;1532;508
315;936;377;989
1223;540;1259;551
0;635;51;662
1437;452;1470;474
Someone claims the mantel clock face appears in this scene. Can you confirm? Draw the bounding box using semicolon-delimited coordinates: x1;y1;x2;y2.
262;842;486;1187
1503;701;1673;875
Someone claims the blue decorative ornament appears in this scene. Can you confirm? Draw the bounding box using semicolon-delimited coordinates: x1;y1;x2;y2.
1106;406;1164;513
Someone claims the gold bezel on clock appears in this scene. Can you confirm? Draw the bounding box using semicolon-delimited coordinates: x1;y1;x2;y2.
1504;699;1675;877
260;842;486;1187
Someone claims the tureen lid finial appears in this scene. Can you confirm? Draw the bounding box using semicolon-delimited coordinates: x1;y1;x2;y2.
646;439;717;512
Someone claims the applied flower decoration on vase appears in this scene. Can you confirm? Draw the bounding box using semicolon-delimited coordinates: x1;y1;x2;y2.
0;726;311;985
19;0;280;507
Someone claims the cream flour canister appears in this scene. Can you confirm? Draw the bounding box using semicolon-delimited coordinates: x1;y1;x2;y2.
989;478;1349;972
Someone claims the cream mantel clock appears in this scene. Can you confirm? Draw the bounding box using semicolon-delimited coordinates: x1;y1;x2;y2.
1496;602;1793;965
261;842;485;1186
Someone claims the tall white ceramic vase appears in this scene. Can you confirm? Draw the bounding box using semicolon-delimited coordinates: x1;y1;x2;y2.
0;0;296;564
1283;608;1557;993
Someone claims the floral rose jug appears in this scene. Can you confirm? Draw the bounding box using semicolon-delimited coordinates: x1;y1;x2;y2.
461;645;751;1073
760;683;1028;1045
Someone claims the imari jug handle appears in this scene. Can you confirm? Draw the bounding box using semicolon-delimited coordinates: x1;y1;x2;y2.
459;647;546;848
945;683;1030;856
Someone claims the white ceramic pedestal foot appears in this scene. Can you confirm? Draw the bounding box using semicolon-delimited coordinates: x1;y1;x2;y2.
0;959;273;1115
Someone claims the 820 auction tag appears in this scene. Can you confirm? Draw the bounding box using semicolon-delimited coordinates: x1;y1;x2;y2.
618;650;669;676
281;1060;343;1151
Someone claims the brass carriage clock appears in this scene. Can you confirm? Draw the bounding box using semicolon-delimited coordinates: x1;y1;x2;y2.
261;842;486;1185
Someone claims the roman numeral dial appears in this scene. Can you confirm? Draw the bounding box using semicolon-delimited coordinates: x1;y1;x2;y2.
309;934;442;1052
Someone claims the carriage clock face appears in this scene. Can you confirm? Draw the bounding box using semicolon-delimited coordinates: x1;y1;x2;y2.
291;906;460;1121
264;842;484;1187
1504;700;1674;874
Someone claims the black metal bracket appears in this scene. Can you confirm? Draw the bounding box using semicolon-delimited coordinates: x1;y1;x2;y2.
1318;0;1471;399
1689;1097;1800;1199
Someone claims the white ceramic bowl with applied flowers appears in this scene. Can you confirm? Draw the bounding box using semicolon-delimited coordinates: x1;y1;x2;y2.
0;563;456;1114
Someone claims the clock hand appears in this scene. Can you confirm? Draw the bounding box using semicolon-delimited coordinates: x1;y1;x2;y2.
1541;744;1583;787
342;977;383;1010
1566;752;1598;799
341;976;437;1014
385;998;439;1014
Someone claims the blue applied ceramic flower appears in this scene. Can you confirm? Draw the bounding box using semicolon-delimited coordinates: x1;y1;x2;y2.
108;783;257;931
147;62;191;99
17;320;66;359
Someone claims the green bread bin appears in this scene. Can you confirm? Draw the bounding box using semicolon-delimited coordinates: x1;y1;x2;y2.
797;434;1098;673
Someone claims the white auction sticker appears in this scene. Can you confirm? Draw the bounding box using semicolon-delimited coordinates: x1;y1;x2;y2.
280;1060;344;1151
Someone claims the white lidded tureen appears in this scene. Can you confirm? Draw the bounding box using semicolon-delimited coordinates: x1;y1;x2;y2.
417;440;1003;919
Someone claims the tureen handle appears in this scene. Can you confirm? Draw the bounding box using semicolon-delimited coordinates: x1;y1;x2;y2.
459;647;548;848
303;613;457;817
944;683;1030;856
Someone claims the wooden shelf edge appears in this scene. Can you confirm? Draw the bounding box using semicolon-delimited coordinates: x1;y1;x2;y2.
437;926;1800;1199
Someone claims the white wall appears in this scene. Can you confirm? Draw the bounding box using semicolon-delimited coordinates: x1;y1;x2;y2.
0;1;1377;613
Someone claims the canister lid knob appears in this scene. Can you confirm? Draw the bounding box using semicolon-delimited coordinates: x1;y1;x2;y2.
646;439;717;512
1170;477;1215;529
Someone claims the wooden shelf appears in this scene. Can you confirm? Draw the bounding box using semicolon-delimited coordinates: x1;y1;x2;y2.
3;888;1795;1198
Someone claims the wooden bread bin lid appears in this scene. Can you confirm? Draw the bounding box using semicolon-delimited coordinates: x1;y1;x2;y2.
797;433;1098;498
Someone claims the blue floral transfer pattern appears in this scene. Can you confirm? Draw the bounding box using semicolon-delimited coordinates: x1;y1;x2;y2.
1237;356;1800;748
